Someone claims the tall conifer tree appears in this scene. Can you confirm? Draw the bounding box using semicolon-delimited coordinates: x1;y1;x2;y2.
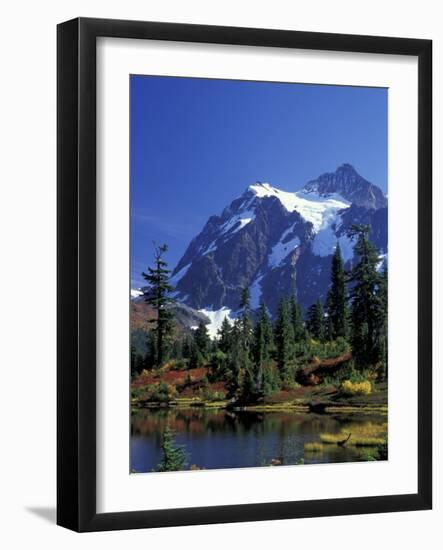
142;244;175;368
194;321;210;360
306;299;325;341
347;224;383;369
218;317;232;354
377;263;388;378
252;302;273;394
326;243;349;340
238;286;255;398
275;297;294;380
290;295;306;341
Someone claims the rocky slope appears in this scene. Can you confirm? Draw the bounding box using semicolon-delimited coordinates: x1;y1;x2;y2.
169;164;387;316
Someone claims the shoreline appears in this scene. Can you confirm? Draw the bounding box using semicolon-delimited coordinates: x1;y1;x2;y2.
132;397;388;415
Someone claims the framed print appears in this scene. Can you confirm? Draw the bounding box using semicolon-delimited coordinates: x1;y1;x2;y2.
57;17;432;532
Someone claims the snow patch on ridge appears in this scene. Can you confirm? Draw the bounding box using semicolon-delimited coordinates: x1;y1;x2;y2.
198;307;234;339
220;209;254;236
311;205;354;259
249;182;350;231
268;229;300;268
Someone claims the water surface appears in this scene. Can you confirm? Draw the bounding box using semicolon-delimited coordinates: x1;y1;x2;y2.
131;407;387;473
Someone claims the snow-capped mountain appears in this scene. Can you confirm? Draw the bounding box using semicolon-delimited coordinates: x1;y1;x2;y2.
171;164;387;316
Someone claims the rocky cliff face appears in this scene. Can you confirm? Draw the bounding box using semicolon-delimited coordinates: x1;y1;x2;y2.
170;164;387;316
303;163;387;210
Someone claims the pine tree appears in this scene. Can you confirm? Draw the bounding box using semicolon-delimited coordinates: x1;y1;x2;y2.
142;244;175;368
289;295;306;341
145;330;158;370
239;286;253;350
306;299;325;341
194;321;210;361
347;224;383;369
157;426;187;472
252;302;273;394
326;243;349;340
182;335;193;363
377;263;388;378
130;343;137;378
218;317;232;354
189;340;201;369
253;302;273;366
275;297;294;380
238;286;255;398
227;318;243;392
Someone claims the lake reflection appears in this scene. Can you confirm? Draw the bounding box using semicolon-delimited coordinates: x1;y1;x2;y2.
131;408;387;473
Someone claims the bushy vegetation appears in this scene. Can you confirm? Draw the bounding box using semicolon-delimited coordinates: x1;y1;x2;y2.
131;381;177;404
340;379;372;396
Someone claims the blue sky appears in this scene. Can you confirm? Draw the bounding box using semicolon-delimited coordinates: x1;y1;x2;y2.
131;75;387;288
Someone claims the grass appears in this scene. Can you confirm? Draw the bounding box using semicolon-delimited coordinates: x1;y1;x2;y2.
319;422;387;447
304;442;323;452
242;403;309;412
319;433;346;444
201;401;229;409
325;405;388;414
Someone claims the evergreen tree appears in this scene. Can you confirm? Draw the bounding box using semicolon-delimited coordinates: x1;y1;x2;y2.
130;342;145;378
377;263;388;378
306;299;325;341
227;319;243;392
182;335;193;364
142;244;175;368
145;330;158;370
130;343;137;378
253;302;273;366
290;295;306;341
325;314;334;342
275;297;294;380
347;224;383;369
252;302;273;394
239;286;254;351
157;426;187;472
326;243;349;340
218;317;232;354
189;340;202;369
194;321;210;360
171;338;183;361
238;286;255;398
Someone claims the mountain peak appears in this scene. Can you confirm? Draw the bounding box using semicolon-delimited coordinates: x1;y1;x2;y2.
247;181;277;195
303;164;386;210
337;162;357;172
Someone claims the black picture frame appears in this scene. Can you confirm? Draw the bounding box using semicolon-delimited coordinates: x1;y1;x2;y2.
57;17;432;532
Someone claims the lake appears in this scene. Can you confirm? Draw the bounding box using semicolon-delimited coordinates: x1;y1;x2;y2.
131;408;387;473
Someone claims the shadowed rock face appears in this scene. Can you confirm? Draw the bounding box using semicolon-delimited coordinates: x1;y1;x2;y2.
171;165;387;315
303;164;387;210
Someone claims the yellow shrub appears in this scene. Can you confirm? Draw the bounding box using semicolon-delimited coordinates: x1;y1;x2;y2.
341;379;372;396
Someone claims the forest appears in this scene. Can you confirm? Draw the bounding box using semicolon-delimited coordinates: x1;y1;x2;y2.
131;224;387;404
